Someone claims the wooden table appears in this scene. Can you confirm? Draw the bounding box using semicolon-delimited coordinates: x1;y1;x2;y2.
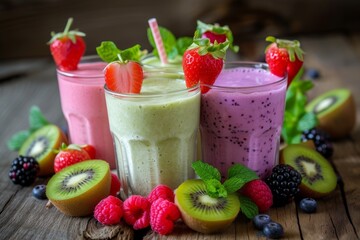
0;34;359;240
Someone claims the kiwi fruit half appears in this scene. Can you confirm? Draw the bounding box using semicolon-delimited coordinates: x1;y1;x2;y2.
19;124;67;176
174;179;240;234
46;160;111;217
306;88;356;139
280;145;337;198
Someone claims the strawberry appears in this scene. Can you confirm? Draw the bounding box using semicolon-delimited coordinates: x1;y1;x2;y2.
48;18;86;71
104;61;143;94
81;144;96;159
265;36;305;86
197;20;239;52
54;143;91;172
182;32;229;93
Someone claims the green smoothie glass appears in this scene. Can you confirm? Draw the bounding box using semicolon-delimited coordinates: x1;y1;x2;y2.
104;69;200;198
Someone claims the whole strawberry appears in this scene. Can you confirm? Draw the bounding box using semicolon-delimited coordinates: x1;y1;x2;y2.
265;36;304;86
54;143;91;172
48;18;86;71
182;31;229;93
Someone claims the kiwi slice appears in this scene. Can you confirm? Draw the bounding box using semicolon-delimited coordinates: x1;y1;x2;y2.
174;179;240;234
46;160;111;217
280;145;337;198
306;88;356;139
19;124;67;176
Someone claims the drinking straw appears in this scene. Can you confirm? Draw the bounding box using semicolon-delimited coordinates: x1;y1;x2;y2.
148;18;168;65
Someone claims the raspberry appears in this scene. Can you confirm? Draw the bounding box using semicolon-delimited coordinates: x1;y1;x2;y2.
241;179;273;213
94;196;123;225
110;173;121;196
147;184;174;204
150;198;180;235
266;164;302;206
9;156;39;186
123;195;150;230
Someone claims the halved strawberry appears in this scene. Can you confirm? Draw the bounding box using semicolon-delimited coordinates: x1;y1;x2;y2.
105;61;144;94
54;143;91;173
265;36;304;86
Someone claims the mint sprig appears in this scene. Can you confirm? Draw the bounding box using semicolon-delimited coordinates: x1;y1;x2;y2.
238;195;259;219
7;106;50;151
147;26;192;60
281;71;318;144
96;41;145;63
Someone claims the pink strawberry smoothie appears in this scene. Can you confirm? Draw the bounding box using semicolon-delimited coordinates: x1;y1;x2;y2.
57;57;115;169
200;62;287;179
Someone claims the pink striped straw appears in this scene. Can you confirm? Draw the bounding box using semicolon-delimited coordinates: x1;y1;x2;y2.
148;18;168;65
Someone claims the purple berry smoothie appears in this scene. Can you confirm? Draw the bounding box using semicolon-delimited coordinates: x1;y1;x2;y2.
200;62;287;179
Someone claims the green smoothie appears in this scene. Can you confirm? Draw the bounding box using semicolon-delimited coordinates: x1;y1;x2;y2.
105;74;200;198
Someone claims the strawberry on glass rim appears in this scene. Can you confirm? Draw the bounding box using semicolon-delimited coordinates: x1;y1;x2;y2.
96;42;145;94
48;18;86;71
182;30;229;94
196;20;239;53
265;36;305;87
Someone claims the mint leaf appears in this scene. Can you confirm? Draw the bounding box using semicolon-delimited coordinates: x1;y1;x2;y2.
223;176;247;194
239;195;259;219
204;179;227;198
7;130;30;151
227;164;259;182
96;41;121;63
29;106;49;132
147;27;177;59
297;112;318;132
119;44;143;62
192;160;221;181
176;37;193;56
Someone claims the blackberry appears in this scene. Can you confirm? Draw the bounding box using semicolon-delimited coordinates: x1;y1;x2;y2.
301;128;333;158
9;156;39;186
266;164;302;206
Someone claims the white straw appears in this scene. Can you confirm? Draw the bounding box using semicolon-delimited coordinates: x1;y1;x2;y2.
148;18;168;65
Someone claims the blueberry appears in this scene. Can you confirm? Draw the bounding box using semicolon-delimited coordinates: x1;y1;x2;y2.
306;68;320;79
32;185;47;200
253;214;272;230
263;222;284;239
299;198;317;213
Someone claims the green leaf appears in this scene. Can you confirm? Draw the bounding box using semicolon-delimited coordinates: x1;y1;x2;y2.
147;27;177;60
227;164;259;182
204;179;227;198
29;106;50;132
96;41;121;63
119;44;143;62
223;176;247;194
7;130;30;151
176;37;193;56
297;112;318;132
239;195;259;219
192;160;221;181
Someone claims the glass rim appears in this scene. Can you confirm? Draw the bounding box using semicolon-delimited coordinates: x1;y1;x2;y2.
202;61;287;91
56;55;105;78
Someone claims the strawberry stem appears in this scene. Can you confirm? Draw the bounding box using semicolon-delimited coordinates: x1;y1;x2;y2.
63;18;73;35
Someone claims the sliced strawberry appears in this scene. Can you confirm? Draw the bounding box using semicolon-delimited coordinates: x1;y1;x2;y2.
265;36;304;86
105;61;144;94
48;18;86;71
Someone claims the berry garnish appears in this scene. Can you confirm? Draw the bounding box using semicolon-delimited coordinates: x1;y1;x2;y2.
9;156;39;186
150;198;180;235
253;214;272;230
81;144;96;159
110;173;121;196
182;31;229;93
94;195;123;225
241;179;273;213
32;184;47;200
48;18;86;71
196;20;239;52
123;195;151;230
265;36;304;86
263;222;284;239
299;198;317;213
147;184;174;204
266;164;302;206
301;128;333;159
54;143;91;173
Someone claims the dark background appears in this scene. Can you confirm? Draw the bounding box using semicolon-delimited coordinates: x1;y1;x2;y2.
1;0;360;61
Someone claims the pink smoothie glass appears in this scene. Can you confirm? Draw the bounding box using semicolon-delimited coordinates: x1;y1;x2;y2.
56;56;115;169
200;62;287;179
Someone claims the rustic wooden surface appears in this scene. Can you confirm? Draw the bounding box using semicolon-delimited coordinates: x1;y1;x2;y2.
0;34;360;240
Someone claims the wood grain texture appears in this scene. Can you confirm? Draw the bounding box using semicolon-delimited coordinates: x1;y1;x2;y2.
0;34;360;239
